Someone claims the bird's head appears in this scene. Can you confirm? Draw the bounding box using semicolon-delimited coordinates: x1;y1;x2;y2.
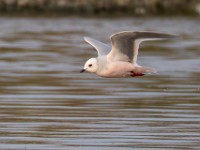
80;58;98;73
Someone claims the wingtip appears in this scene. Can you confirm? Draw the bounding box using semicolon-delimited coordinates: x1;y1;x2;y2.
164;33;179;39
84;36;90;41
138;31;179;39
110;31;179;40
171;34;180;39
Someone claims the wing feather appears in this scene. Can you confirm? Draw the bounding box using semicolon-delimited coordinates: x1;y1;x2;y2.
84;37;111;56
108;31;177;64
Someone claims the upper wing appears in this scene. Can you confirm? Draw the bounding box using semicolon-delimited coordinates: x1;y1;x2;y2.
107;31;177;64
84;37;111;56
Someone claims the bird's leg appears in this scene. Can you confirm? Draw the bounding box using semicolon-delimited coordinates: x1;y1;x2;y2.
130;71;144;77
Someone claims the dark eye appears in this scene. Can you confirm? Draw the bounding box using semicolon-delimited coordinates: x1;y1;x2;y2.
89;64;92;67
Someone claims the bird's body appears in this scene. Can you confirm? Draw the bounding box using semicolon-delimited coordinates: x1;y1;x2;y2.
96;57;133;77
96;56;149;78
81;31;176;78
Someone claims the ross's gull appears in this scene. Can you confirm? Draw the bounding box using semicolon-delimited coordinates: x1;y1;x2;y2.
80;31;177;78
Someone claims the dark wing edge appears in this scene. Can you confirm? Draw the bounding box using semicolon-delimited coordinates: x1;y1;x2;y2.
108;31;178;63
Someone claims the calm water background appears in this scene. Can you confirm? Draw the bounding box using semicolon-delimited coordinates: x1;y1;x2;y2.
0;17;199;150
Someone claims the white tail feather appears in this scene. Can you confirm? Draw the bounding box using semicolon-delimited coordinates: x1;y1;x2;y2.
134;66;157;74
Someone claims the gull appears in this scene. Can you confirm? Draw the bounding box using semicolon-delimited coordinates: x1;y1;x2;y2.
80;31;176;78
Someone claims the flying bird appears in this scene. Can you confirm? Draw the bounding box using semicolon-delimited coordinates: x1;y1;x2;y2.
80;31;176;78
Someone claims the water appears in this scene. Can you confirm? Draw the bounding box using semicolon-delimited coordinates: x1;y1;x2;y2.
0;17;200;150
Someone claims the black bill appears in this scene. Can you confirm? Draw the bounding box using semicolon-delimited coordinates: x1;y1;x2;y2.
80;69;85;73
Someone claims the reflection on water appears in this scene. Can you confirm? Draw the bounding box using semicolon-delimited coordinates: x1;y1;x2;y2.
0;17;200;150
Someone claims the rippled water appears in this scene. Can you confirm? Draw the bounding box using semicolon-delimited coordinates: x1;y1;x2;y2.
0;17;200;150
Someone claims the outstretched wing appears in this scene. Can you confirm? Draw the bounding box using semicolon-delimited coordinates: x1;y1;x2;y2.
107;31;177;64
84;37;111;56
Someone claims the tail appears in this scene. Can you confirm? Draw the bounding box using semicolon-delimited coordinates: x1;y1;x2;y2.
134;66;157;75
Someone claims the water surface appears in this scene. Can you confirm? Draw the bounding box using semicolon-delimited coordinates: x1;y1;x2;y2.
0;17;200;150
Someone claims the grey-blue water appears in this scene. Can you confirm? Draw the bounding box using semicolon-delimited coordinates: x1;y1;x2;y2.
0;17;200;150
